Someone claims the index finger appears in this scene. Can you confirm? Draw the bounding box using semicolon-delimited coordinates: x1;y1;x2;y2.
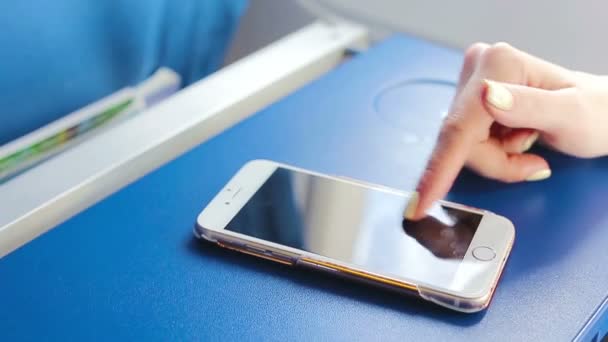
404;46;490;220
406;118;481;220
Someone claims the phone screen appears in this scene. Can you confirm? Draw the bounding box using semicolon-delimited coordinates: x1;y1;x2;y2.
226;167;483;286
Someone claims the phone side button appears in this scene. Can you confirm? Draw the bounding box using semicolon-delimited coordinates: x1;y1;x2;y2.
311;263;336;272
297;259;337;273
245;244;267;254
217;240;246;250
267;250;297;264
242;245;295;265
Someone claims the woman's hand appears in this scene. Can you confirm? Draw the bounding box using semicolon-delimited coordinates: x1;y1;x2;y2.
405;42;608;220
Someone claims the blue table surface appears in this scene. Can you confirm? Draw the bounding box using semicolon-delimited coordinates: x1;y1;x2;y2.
1;35;608;341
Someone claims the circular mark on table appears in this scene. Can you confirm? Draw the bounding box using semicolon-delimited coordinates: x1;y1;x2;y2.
374;79;456;144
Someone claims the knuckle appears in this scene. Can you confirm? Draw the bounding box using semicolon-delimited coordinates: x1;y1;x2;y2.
490;42;515;55
480;42;525;80
439;119;467;144
483;43;521;67
441;111;487;144
482;42;517;64
464;42;489;65
418;165;438;192
492;42;514;51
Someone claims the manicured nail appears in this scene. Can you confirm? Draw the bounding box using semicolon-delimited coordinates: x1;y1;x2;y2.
526;169;551;181
521;132;539;153
404;192;419;219
484;79;513;110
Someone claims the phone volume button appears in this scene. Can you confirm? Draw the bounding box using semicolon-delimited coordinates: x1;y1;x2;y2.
311;263;336;272
265;250;297;264
245;244;266;254
217;240;245;250
267;250;289;258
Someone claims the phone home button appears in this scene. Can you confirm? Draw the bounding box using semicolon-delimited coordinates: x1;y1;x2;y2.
472;246;496;261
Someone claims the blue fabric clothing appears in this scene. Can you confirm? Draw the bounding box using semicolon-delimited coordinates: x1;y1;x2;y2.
0;0;247;144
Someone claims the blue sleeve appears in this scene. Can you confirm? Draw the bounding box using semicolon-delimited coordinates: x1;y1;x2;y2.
0;0;248;144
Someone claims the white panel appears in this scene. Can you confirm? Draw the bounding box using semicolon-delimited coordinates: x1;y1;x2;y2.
320;0;608;73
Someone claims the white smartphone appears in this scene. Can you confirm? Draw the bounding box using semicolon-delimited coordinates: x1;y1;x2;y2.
195;160;515;313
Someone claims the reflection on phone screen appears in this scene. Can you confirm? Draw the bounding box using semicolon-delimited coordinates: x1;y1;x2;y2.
226;168;483;285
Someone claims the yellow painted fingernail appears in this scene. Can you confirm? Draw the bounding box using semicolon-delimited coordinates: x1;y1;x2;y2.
526;169;551;181
521;132;539;152
404;192;419;219
484;79;513;110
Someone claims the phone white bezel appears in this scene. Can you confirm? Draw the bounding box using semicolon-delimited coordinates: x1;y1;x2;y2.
196;159;515;306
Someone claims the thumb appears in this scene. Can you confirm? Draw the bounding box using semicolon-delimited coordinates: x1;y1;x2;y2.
482;79;578;132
